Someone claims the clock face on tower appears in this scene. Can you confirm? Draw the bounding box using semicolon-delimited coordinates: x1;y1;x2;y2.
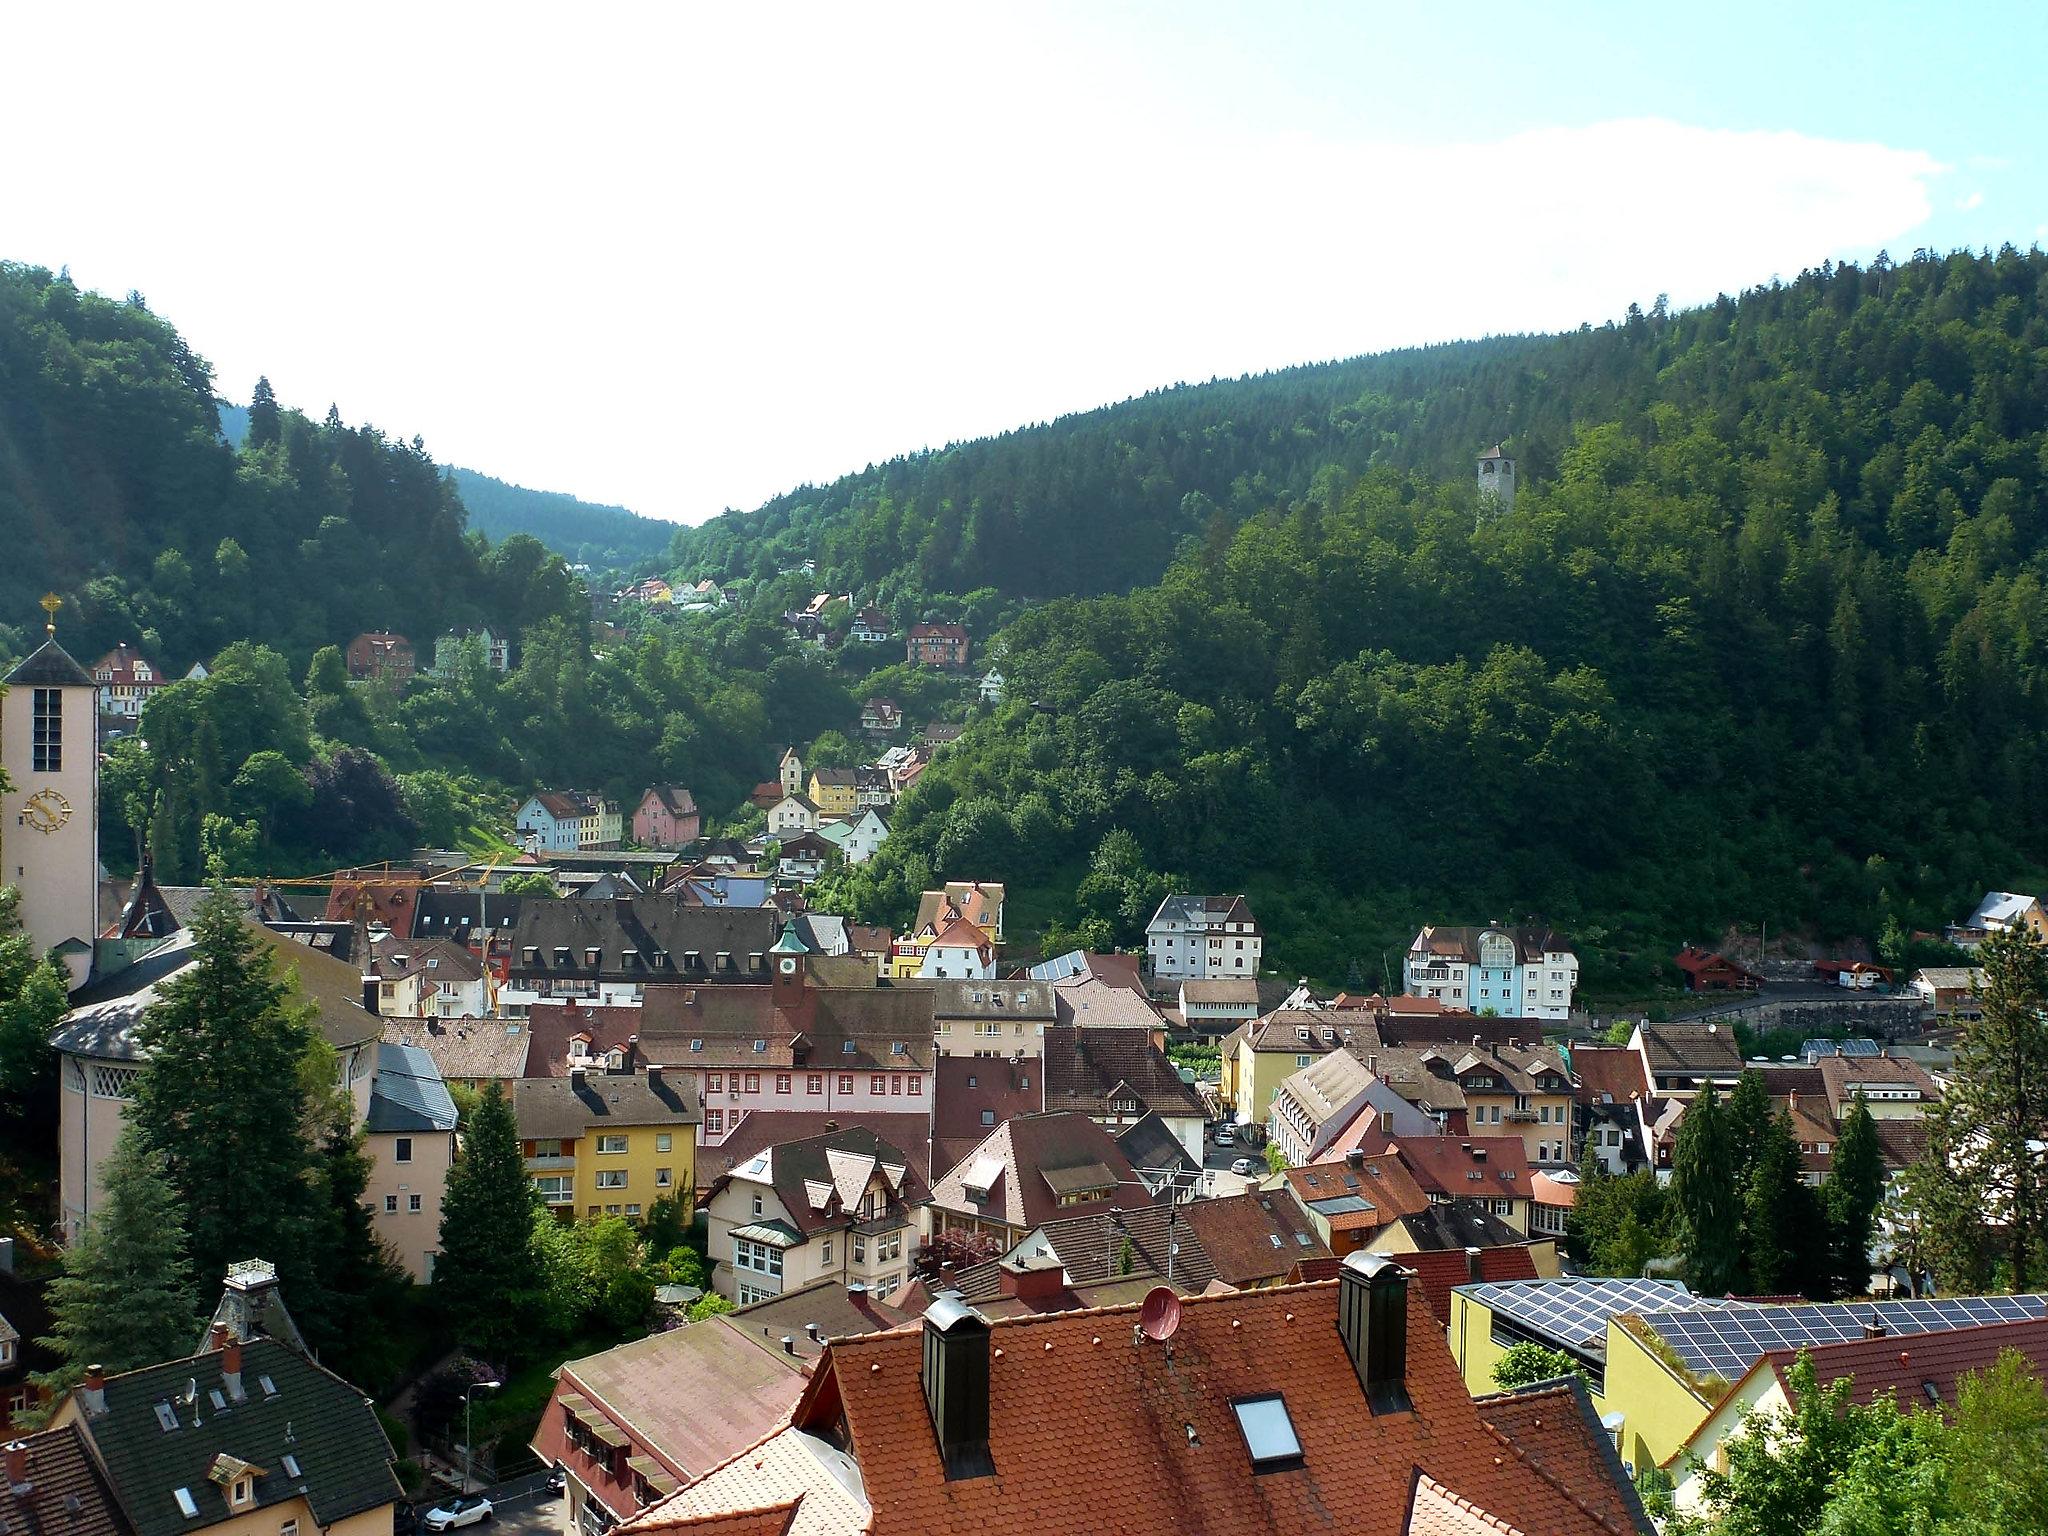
21;789;71;834
779;956;798;975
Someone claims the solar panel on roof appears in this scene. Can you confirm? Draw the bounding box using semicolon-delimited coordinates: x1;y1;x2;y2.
1646;1294;2048;1378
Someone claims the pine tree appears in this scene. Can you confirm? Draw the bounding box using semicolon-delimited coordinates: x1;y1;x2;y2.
1672;1084;1742;1294
1724;1069;1775;1187
1913;925;2048;1290
33;1125;198;1401
0;888;66;1131
434;1080;542;1363
1825;1093;1885;1298
1745;1111;1827;1297
128;884;321;1307
248;377;281;449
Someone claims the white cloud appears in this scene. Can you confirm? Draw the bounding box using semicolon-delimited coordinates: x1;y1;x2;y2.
1959;190;1985;210
0;9;1945;523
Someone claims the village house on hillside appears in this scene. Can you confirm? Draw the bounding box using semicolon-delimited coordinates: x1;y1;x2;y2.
90;642;166;724
516;790;623;852
1145;894;1261;982
905;621;970;668
430;625;510;674
344;630;414;683
1404;923;1579;1020
631;784;700;849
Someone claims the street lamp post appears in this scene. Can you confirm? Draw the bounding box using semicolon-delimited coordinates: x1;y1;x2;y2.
463;1380;501;1495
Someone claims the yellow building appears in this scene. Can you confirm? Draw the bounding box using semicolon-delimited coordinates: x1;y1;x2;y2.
516;1066;699;1220
1446;1275;1709;1470
807;768;859;817
1220;1011;1355;1126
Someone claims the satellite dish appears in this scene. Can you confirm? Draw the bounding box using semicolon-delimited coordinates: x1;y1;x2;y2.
1139;1286;1182;1342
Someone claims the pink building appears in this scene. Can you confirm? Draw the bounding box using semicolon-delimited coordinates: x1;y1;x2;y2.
637;930;936;1163
632;784;701;849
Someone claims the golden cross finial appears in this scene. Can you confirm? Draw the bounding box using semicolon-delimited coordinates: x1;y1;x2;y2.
38;592;60;636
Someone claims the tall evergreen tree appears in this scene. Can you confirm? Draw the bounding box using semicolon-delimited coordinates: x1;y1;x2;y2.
1745;1111;1828;1297
1672;1084;1742;1294
0;889;67;1135
434;1080;542;1364
248;376;281;449
1913;926;2048;1290
128;884;321;1309
1825;1093;1885;1298
1724;1069;1776;1188
32;1125;198;1401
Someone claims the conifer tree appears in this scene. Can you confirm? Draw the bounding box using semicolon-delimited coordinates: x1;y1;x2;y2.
1745;1111;1827;1297
1724;1069;1776;1187
1825;1093;1885;1298
247;376;281;449
1672;1084;1742;1294
129;883;321;1309
434;1080;542;1363
1913;926;2048;1290
33;1125;198;1400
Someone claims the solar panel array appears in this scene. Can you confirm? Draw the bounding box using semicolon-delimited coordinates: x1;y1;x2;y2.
1648;1293;2048;1379
1463;1278;1702;1351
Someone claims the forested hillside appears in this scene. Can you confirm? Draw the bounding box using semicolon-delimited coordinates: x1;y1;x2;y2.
446;468;673;571
811;247;2048;984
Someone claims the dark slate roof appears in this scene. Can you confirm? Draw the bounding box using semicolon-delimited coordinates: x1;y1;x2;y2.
508;898;778;983
1114;1113;1200;1181
75;1335;398;1536
6;639;94;688
712;1126;928;1240
409;890;526;946
2;1423;132;1536
365;1042;457;1134
514;1069;701;1141
1391;1198;1529;1252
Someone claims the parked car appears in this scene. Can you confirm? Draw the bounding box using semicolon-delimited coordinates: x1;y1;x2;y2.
544;1468;566;1497
1213;1127;1236;1147
1230;1156;1258;1176
423;1497;493;1532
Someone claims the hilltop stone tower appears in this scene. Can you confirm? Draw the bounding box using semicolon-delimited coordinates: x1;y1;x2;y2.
1;596;101;988
1477;443;1517;516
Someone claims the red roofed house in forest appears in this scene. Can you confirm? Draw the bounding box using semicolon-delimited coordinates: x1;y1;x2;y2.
906;623;970;668
1672;945;1761;993
618;1254;1651;1536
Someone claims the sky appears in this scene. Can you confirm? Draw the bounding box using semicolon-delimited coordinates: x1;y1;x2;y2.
4;2;2045;524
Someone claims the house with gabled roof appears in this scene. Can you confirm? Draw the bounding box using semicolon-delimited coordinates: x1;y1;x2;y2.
631;786;700;850
704;1126;929;1306
49;1317;401;1536
1040;1024;1204;1163
530;1282;906;1536
925;1111;1155;1245
1146;893;1260;982
915;916;994;980
616;1255;1650;1536
91;642;166;723
0;1424;133;1536
1404;923;1578;1020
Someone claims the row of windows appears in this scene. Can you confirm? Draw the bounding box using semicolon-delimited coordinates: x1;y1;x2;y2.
378;1194;425;1213
594;1133;674;1153
852;1230;903;1265
705;1072;923;1096
734;1238;784;1277
31;688;61;772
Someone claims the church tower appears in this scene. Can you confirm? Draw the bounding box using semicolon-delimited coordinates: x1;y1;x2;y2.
1477;442;1517;516
1;596;100;988
771;917;809;1010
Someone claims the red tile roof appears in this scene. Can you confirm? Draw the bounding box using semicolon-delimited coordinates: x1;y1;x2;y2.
626;1273;1642;1536
694;1111;934;1190
927;1112;1154;1233
1765;1315;2048;1410
1566;1046;1650;1107
1282;1157;1432;1235
932;1058;1042;1179
1352;1133;1534;1201
1477;1379;1651;1535
1175;1190;1332;1286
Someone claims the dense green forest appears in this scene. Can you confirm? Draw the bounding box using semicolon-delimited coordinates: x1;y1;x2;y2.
220;404;673;573
804;247;2048;985
444;468;675;571
14;250;2048;985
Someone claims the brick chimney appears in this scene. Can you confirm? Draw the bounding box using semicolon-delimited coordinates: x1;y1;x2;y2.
208;1322;229;1353
80;1365;106;1417
222;1337;244;1401
5;1441;27;1491
997;1256;1065;1303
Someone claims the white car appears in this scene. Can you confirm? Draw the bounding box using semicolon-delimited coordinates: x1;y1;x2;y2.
1213;1127;1236;1147
422;1497;493;1532
1230;1156;1258;1176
